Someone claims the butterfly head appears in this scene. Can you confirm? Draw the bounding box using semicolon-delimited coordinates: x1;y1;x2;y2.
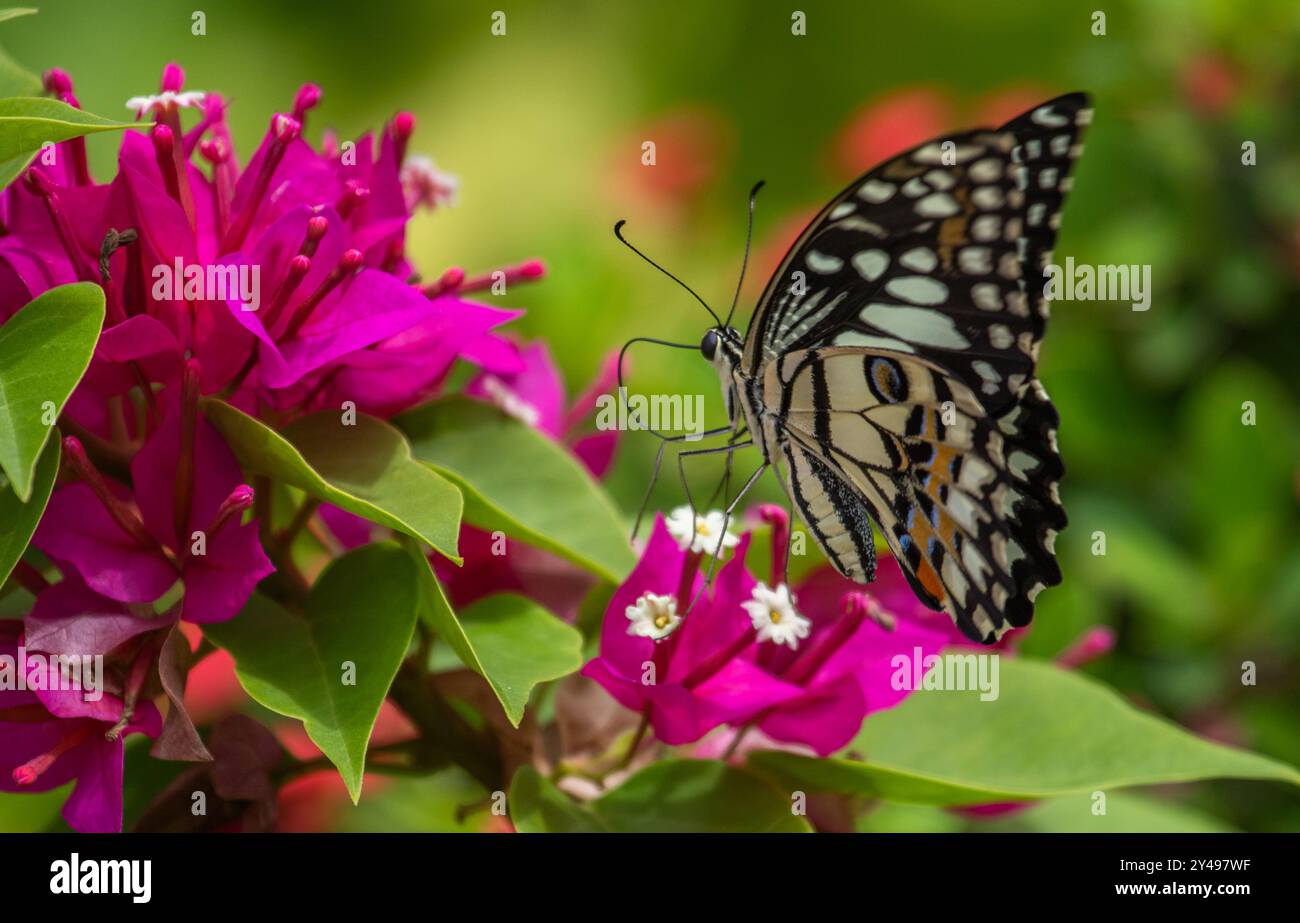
700;325;742;368
702;326;744;425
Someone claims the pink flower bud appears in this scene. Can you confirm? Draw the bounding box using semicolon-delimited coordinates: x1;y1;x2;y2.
272;113;302;143
161;62;185;93
43;68;73;94
339;249;364;273
151;122;175;155
199;138;228;164
392;111;416;143
292;83;323;121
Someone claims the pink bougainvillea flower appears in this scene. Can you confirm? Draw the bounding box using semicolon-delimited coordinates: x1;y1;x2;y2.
582;515;800;745
2;64;530;421
0;627;162;833
33;370;273;624
221;205;435;391
0;60;547;829
24;574;163;659
286;291;523;418
585;505;963;756
719;506;956;755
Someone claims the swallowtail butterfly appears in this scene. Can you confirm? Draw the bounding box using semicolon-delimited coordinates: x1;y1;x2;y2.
624;93;1090;645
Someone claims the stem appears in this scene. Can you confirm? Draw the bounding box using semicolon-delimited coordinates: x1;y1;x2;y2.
7;561;50;596
387;661;503;792
721;724;753;761
273;740;423;784
619;712;651;769
275;497;321;557
59;418;134;477
254;475;273;548
219;344;259;400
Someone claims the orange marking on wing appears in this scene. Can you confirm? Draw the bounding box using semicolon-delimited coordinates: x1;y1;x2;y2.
915;556;947;604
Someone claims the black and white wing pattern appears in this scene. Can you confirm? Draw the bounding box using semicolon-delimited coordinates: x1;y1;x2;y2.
768;347;1065;643
746;93;1090;643
744;92;1091;417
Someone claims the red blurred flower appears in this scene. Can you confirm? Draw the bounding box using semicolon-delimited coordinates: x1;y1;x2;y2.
1180;53;1238;116
831;87;953;178
611;106;733;212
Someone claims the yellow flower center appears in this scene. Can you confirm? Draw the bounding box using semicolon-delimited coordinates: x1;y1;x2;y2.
769;610;782;624
695;522;711;535
654;613;671;629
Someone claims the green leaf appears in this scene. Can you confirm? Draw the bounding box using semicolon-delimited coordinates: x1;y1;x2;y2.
0;434;56;586
404;538;583;727
455;594;585;726
0;97;137;160
398;397;635;583
510;761;813;833
1181;362;1300;596
856;792;1236;833
1067;492;1216;639
0;48;39;103
0;785;69;832
0;10;39;103
203;543;420;803
749;659;1300;806
508;766;609;832
203;400;462;562
0;97;137;189
340;769;493;832
1006;792;1236;833
0;283;105;500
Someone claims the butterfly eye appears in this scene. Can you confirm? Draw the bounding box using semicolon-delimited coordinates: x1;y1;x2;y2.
700;330;719;360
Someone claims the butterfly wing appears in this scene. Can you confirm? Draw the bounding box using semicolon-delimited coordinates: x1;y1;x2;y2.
743;92;1091;417
768;346;1065;644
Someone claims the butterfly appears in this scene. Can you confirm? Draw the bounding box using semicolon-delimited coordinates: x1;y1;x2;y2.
659;93;1090;645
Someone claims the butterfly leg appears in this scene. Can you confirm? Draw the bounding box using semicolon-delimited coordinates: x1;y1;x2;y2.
705;460;768;585
681;458;768;615
675;440;755;550
631;425;734;542
704;426;750;509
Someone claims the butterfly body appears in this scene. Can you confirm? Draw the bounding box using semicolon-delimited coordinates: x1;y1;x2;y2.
703;93;1092;644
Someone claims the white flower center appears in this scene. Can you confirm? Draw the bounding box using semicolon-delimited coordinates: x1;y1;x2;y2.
742;582;811;649
665;505;740;557
625;592;681;641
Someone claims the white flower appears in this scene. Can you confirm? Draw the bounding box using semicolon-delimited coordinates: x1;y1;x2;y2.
665;506;740;557
401;154;459;211
742;582;811;649
479;376;540;427
125;90;206;117
625;592;681;640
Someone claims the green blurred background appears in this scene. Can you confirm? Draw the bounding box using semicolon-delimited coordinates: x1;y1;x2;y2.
5;0;1299;832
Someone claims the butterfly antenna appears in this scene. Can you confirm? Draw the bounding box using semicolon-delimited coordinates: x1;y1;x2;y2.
614;220;723;327
617;335;698;394
617;335;700;444
723;180;765;329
